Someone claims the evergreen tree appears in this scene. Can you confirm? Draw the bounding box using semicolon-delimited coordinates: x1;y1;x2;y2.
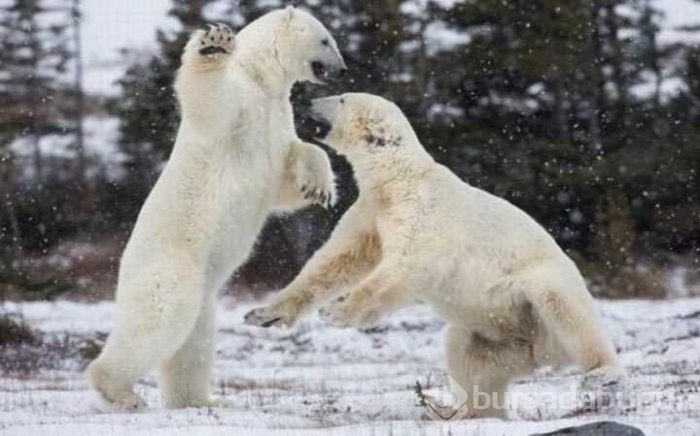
0;0;74;184
105;0;700;292
0;0;80;290
0;0;74;255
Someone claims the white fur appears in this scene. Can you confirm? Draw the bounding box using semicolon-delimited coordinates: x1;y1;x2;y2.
246;93;624;419
87;8;344;409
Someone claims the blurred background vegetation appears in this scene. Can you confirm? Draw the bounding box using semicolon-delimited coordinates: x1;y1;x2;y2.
1;0;700;301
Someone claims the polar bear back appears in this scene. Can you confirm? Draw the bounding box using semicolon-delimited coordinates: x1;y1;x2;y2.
383;164;562;265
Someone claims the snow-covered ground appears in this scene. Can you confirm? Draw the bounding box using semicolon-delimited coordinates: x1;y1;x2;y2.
1;297;700;435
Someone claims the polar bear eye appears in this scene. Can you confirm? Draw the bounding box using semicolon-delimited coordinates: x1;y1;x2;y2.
321;38;330;46
340;98;345;104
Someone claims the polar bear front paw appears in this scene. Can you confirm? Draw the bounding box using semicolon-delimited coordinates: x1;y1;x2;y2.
318;302;350;328
244;302;298;328
321;297;381;328
297;147;336;209
198;23;235;57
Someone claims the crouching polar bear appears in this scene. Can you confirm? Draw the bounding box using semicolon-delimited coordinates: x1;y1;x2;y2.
87;7;345;409
246;93;625;418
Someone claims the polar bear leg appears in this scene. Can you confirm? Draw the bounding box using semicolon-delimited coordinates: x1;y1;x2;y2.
275;140;337;211
175;25;236;128
87;270;204;409
87;328;149;409
524;279;619;373
324;258;415;327
181;24;235;71
159;291;217;408
444;325;533;419
245;216;380;328
520;268;626;409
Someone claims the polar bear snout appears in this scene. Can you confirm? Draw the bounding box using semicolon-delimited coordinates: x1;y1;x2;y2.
309;33;347;83
309;96;343;139
310;96;343;122
311;59;347;83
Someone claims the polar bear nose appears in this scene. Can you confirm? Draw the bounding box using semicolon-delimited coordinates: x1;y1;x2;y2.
329;62;347;80
337;54;348;71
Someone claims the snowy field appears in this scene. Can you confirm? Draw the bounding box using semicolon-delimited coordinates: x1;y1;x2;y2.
1;297;700;435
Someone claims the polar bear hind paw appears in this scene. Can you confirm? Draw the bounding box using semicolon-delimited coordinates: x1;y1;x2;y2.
581;366;626;393
198;23;235;57
93;386;146;411
579;366;628;413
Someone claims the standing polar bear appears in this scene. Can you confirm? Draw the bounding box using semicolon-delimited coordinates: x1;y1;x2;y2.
87;7;346;409
245;93;624;418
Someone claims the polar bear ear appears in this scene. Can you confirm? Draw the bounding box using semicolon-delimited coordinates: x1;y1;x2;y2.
357;109;403;149
355;115;385;148
284;5;296;22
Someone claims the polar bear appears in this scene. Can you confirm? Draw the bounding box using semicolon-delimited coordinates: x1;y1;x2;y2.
86;8;346;409
245;93;625;418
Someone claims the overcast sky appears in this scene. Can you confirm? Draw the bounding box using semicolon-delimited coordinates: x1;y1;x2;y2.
80;0;700;95
81;0;173;95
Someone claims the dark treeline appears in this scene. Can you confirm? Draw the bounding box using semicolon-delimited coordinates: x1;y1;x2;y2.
1;0;700;299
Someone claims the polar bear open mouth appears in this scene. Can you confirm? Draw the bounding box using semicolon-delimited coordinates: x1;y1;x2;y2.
310;118;332;140
311;61;330;82
307;106;333;139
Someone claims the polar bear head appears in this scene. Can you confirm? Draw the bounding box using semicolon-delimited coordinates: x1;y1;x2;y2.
237;6;346;85
310;93;423;158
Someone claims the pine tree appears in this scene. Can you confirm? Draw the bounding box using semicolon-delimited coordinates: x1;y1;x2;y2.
0;0;74;185
0;0;75;262
71;0;86;188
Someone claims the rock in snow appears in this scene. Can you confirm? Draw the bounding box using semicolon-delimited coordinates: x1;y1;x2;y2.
532;421;644;436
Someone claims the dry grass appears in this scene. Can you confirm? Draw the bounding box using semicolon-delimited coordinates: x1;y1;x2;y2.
0;313;37;346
